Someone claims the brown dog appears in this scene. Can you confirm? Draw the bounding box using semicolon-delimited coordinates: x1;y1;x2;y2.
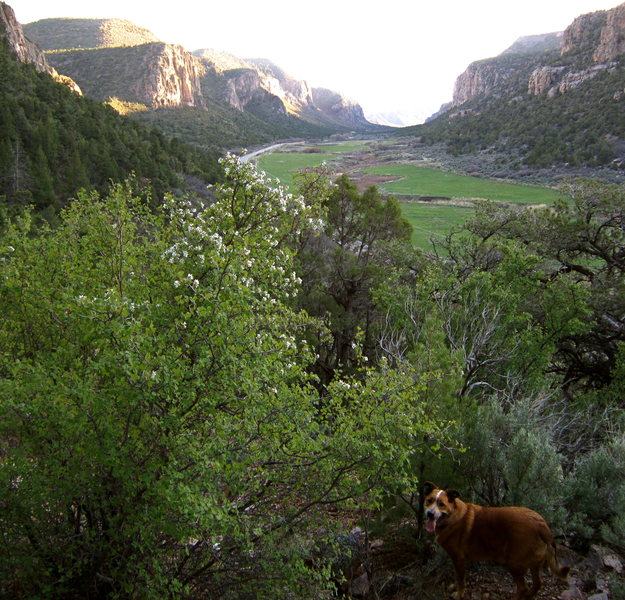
422;482;569;600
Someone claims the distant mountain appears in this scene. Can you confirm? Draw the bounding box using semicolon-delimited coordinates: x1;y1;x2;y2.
23;17;159;50
194;50;377;132
0;2;221;217
500;32;563;56
412;2;625;171
365;109;425;127
24;19;380;149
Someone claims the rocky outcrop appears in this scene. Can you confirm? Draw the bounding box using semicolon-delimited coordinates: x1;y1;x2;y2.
0;1;54;74
452;61;514;106
222;68;285;114
246;58;315;110
141;43;205;108
312;88;369;128
448;2;625;108
527;66;566;95
195;49;373;129
47;42;204;108
561;9;608;55
594;3;625;61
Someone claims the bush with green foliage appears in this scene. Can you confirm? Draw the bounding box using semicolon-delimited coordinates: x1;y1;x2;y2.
455;398;566;525
0;156;448;599
565;434;625;551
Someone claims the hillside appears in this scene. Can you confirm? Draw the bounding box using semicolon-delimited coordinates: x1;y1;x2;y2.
23;17;159;50
24;18;380;149
0;2;221;220
409;2;625;172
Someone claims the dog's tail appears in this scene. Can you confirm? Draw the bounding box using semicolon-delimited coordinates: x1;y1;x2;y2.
547;543;570;581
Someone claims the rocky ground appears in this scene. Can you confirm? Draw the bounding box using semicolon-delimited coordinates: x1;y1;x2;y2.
337;521;624;600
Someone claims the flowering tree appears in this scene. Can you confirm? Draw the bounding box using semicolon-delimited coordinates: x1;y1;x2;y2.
0;157;444;599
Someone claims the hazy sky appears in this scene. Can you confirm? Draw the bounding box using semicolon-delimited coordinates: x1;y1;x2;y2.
9;0;622;123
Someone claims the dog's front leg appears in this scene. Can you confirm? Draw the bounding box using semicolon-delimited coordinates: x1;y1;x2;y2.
451;557;466;600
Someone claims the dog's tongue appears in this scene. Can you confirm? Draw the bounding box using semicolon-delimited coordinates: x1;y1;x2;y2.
424;519;436;533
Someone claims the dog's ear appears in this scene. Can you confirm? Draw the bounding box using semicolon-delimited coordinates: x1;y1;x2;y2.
446;488;461;502
422;481;436;496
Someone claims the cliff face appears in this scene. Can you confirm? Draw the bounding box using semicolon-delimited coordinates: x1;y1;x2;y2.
141;43;205;108
222;68;286;114
246;58;315;110
195;49;373;129
311;88;369;127
560;9;607;55
594;3;625;61
448;2;625;111
0;1;54;74
45;42;205;108
452;62;510;106
25;15;374;132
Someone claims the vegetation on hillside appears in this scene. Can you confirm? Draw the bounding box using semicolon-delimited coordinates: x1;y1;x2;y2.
24;18;160;51
2;13;625;598
2;149;625;597
0;41;221;221
409;51;625;170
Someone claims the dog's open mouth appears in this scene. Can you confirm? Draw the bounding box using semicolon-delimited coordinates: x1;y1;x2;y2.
424;513;445;533
425;517;437;533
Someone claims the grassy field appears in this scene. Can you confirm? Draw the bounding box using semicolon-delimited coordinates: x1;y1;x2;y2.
256;152;336;188
401;202;474;248
305;141;371;153
362;164;563;204
255;147;563;250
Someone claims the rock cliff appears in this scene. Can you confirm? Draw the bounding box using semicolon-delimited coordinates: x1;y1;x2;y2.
24;15;375;132
46;42;204;108
0;1;53;74
311;88;369;128
526;65;566;96
448;1;625;110
560;9;608;55
194;49;373;129
222;68;286;114
594;2;625;61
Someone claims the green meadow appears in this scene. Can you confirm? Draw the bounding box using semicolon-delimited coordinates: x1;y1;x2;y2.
401;202;474;249
361;164;563;204
256;152;336;188
255;148;563;249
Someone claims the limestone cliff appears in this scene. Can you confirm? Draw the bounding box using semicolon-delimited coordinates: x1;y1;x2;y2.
0;1;53;74
527;66;566;96
25;16;374;132
222;68;286;114
560;9;608;55
46;42;205;108
311;88;369;128
594;3;625;61
447;1;625;110
246;58;315;110
194;49;373;129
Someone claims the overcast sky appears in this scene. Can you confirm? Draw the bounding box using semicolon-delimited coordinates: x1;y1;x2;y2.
9;0;622;124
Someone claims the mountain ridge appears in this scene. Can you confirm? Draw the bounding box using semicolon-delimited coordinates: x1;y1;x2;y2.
24;18;379;144
411;1;625;172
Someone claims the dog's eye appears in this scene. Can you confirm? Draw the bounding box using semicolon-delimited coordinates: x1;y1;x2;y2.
438;501;445;507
